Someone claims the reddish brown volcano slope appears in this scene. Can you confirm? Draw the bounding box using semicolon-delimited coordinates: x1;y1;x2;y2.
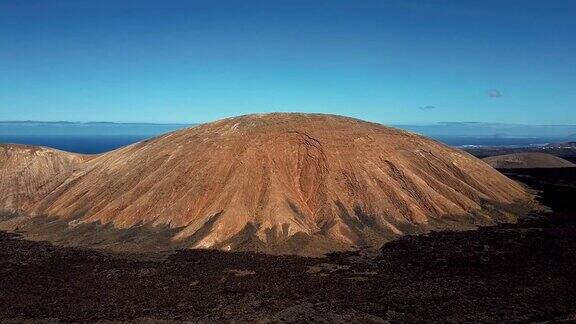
0;114;533;255
0;144;85;213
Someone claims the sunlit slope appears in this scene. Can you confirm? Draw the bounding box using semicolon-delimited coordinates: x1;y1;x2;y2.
1;114;533;255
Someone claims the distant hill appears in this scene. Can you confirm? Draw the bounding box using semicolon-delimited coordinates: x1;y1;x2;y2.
0;144;87;212
463;141;576;161
483;152;576;169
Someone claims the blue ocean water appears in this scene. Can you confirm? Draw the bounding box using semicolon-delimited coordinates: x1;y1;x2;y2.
0;135;152;154
0;134;566;154
0;122;188;154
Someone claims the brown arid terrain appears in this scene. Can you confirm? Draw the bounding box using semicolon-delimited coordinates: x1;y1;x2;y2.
0;113;535;256
483;152;576;169
0;167;575;322
0;144;87;213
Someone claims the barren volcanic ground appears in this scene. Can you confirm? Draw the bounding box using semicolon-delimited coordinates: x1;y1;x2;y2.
0;144;87;212
0;113;533;256
0;168;575;322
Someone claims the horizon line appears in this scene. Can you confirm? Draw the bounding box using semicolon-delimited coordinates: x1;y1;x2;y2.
2;120;576;127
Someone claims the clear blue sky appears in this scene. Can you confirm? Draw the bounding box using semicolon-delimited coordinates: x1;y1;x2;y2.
1;0;575;124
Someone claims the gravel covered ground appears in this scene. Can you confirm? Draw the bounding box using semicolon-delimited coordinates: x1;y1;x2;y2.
1;168;575;323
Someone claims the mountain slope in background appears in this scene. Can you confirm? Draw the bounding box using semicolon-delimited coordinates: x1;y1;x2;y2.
0;144;87;213
483;152;576;169
0;114;534;256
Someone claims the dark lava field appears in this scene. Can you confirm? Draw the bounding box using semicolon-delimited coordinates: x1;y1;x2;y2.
1;167;576;323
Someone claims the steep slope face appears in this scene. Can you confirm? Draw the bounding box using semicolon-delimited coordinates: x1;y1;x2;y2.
3;114;533;255
0;144;85;214
483;152;576;169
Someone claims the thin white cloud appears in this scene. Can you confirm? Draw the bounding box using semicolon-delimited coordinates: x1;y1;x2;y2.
419;105;436;111
488;89;502;98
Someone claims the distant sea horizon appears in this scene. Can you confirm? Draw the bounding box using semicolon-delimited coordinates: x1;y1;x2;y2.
2;120;574;154
0;134;568;154
0;135;152;154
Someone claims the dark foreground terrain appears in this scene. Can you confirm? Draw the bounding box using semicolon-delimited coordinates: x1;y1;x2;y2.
1;168;576;323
